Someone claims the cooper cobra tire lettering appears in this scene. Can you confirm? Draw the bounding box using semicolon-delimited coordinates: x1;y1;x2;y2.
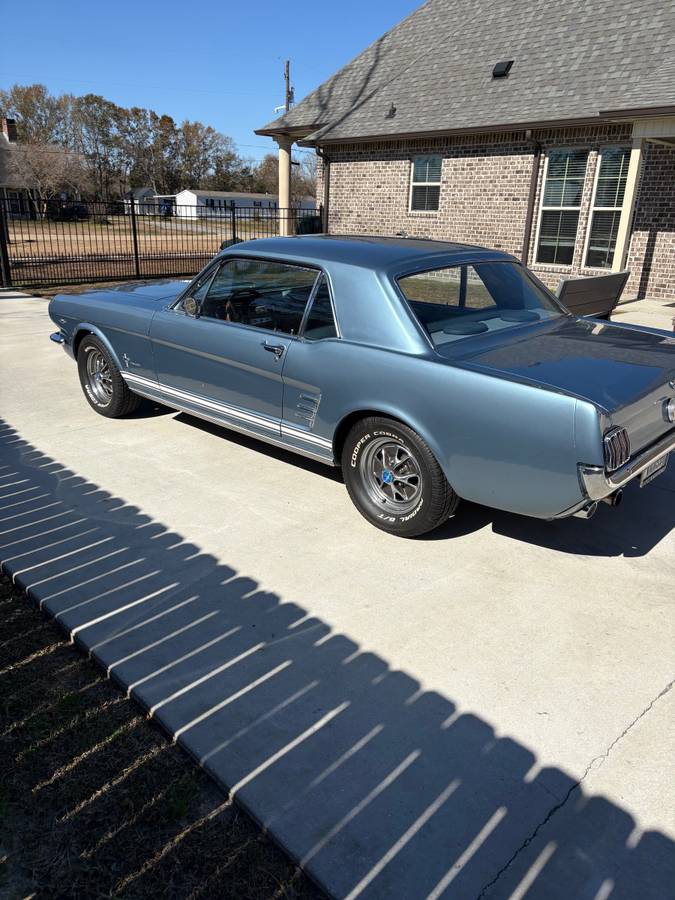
342;416;459;537
350;433;371;468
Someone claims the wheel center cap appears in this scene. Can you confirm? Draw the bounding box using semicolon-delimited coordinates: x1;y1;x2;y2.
382;469;394;484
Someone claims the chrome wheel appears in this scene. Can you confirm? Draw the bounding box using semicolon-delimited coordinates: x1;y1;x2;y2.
85;349;114;405
360;437;423;514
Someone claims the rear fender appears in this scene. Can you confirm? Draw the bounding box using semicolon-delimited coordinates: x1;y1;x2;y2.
335;402;449;483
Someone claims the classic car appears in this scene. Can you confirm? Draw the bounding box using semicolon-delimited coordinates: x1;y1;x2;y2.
48;235;675;537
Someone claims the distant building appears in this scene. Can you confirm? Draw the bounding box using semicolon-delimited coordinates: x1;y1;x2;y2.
170;189;316;218
124;187;157;216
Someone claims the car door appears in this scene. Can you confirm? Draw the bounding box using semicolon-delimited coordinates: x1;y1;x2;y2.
149;256;319;441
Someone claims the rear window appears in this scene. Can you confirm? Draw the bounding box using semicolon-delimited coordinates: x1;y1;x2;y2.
398;262;562;347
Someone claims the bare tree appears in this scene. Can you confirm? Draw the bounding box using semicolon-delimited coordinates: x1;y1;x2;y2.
252;152;317;201
0;84;68;144
6;143;91;214
1;82;263;200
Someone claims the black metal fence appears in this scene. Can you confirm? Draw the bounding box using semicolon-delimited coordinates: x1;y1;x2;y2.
0;198;322;288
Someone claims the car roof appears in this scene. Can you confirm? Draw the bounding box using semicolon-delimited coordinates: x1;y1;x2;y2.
227;234;516;271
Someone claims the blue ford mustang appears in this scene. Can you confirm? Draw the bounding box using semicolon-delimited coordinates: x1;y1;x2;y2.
49;235;675;537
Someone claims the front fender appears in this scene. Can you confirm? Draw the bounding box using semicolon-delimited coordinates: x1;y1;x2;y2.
72;323;124;370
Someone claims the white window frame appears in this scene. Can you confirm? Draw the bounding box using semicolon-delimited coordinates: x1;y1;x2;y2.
408;155;442;214
582;146;630;270
533;149;589;268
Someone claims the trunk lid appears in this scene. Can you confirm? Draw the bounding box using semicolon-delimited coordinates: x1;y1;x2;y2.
442;316;675;452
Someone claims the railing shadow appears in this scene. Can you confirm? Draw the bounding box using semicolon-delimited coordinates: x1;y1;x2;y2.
1;418;673;900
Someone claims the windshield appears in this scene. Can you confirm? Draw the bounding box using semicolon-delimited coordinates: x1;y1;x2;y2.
398;262;563;347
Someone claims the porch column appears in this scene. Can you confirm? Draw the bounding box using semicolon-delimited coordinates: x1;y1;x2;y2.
612;137;643;272
275;134;293;236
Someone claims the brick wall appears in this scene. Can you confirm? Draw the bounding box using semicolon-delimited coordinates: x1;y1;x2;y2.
625;142;675;301
315;123;675;301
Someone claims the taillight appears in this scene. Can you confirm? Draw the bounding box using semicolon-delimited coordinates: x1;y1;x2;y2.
603;426;631;472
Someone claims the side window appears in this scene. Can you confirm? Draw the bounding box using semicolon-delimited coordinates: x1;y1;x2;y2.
199;258;318;335
303;277;338;340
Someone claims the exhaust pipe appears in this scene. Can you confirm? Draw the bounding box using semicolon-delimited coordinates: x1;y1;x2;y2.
601;489;623;508
574;501;598;519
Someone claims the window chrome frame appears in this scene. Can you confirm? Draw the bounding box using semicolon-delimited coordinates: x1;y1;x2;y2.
297;272;342;342
170;254;341;342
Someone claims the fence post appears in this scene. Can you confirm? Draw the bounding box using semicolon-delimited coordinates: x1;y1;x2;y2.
231;205;237;244
129;197;141;278
0;201;12;289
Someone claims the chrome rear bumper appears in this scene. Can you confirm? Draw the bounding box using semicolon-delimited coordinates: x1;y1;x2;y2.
579;428;675;501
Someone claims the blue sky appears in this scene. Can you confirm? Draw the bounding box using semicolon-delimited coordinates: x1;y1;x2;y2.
1;0;420;162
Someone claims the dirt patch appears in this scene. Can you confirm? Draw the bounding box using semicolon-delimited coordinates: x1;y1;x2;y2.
0;574;325;900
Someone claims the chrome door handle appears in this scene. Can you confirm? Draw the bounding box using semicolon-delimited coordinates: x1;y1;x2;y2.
262;342;285;360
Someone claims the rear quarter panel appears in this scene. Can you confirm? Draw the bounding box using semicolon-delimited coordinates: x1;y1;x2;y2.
284;340;586;518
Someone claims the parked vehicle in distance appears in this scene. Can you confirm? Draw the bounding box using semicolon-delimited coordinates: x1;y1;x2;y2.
48;235;675;537
46;200;90;222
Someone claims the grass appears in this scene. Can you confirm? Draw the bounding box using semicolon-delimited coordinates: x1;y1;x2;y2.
6;215;285;288
0;574;325;900
7;216;280;260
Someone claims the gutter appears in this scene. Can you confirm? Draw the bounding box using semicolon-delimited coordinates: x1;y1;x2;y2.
297;112;639;147
315;146;331;233
521;133;542;266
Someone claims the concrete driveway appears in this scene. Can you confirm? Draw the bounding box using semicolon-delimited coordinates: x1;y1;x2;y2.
1;292;673;899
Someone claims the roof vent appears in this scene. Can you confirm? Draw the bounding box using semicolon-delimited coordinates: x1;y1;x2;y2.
385;102;397;119
492;60;513;78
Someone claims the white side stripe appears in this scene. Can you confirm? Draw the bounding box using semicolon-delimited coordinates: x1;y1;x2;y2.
122;372;333;450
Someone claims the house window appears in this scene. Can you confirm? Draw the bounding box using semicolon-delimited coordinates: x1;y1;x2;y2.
584;147;630;269
536;149;589;266
409;155;442;212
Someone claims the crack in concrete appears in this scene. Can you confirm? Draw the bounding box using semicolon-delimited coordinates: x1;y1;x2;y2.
476;677;675;899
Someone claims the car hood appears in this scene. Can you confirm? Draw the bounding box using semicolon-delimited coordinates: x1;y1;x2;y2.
93;279;188;302
444;316;675;413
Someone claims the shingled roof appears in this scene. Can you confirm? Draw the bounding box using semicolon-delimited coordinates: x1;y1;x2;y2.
256;0;675;144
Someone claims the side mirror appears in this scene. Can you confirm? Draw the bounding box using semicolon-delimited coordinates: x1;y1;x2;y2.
184;295;200;317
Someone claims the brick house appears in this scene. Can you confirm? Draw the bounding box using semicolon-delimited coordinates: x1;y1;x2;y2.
257;0;675;301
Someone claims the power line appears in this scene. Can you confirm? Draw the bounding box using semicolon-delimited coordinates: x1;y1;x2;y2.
0;72;262;97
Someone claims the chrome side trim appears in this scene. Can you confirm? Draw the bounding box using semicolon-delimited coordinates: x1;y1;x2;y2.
281;424;332;449
123;372;279;434
580;428;675;500
121;372;335;457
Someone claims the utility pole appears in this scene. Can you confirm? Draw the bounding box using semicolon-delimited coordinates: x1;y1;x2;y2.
284;60;293;112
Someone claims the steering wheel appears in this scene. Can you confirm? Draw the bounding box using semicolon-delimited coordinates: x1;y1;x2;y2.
221;287;263;323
